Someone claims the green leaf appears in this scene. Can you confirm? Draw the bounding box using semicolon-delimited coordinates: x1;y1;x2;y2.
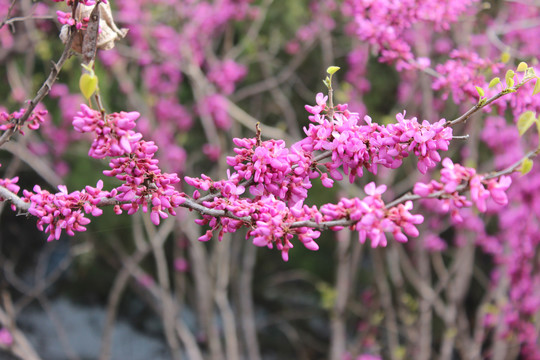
533;77;540;96
520;158;533;175
475;86;485;97
516;62;528;72
79;73;98;100
81;62;95;75
323;77;330;88
316;282;336;310
488;77;500;88
501;52;511;63
506;70;515;87
507;77;515;88
445;327;458;339
326;66;340;75
517;111;536;136
393;346;406;360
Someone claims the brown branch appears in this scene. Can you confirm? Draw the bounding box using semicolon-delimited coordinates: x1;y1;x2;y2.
0;185;30;211
0;0;18;30
385;149;539;209
0;25;77;147
445;77;535;127
0;15;54;28
1;148;535;238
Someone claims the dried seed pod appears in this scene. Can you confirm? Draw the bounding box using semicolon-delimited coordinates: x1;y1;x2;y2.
59;2;129;53
82;3;100;65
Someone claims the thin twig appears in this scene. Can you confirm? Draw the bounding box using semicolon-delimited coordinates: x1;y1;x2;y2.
0;0;18;29
446;78;535;127
1;15;53;28
0;25;77;147
1;148;536;236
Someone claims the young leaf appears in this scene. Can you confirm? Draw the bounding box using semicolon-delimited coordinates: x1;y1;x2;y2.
507;78;515;88
520;158;533;175
533;77;540;96
505;70;515;87
501;52;511;63
323;77;330;88
488;77;500;88
80;73;98;99
326;66;340;75
475;86;485;97
516;62;528;72
517;111;536;136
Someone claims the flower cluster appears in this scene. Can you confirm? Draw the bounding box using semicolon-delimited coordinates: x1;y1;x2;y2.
56;11;79;28
199;94;231;130
72;104;142;159
414;158;512;222
207;60;247;95
51;0;100;3
432;50;504;103
3;101;190;242
22;181;110;242
54;0;107;29
185;172;322;261
73;104;186;225
303;93;452;178
247;197;321;262
342;0;477;70
181;91;459;260
320;183;423;247
0;175;20;211
226;138;317;205
0;176;20;198
187;179;425;261
0;328;12;346
0;107;47;134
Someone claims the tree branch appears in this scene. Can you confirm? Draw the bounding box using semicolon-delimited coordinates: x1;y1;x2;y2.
0;25;77;147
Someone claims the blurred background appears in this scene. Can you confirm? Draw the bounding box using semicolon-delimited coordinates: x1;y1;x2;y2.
1;0;540;359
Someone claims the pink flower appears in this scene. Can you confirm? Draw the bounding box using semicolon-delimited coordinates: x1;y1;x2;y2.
0;328;13;346
207;60;247;95
174;257;189;272
488;175;512;205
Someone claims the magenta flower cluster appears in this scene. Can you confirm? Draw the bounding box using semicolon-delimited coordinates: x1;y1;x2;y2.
0;176;20;197
185;174;323;262
55;0;105;29
0;175;20;211
320;183;424;247
0;328;12;346
342;0;477;70
184;93;457;260
55;11;80;29
73;105;186;225
207;60;247;95
17;103;188;242
432;50;504;103
0;107;47;134
226;137;317;205
414;158;512;222
303;93;453;178
22;182;109;242
247;198;321;262
186;171;425;261
73;104;143;158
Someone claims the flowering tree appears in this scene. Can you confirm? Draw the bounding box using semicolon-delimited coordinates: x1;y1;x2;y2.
1;0;540;359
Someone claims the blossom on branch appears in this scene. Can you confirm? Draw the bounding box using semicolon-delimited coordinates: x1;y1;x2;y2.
413;158;512;221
